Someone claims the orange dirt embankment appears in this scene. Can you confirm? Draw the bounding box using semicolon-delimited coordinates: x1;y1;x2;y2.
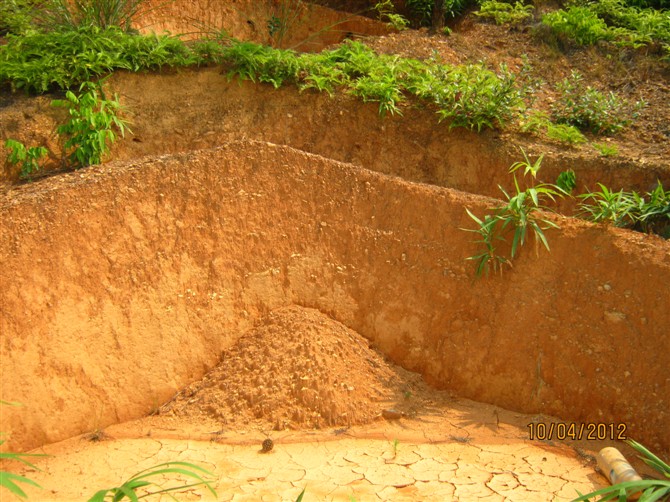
136;0;391;50
2;70;668;197
1;141;668;454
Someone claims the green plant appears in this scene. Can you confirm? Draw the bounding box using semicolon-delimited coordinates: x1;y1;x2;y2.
475;0;534;26
406;0;434;26
578;183;635;226
578;181;670;237
88;462;217;501
267;0;304;48
0;26;198;93
406;0;469;27
374;1;410;30
0;401;46;499
35;0;145;32
573;439;670;501
546;122;588;145
4;139;49;178
556;169;577;194
542;6;614;46
391;438;400;458
593;142;619;157
52;81;131;168
424;62;523;131
0;0;41;35
464;150;565;276
552;71;644;135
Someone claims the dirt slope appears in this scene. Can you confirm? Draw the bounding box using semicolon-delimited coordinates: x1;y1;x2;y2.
1;141;668;455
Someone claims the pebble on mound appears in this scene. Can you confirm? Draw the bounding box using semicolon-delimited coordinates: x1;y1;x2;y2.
160;306;424;430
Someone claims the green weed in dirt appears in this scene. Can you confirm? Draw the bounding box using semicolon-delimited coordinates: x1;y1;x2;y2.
88;462;217;501
578;181;670;237
551;71;645;135
4;139;49;178
52;81;131;168
464;150;566;276
221;39;524;129
0;401;46;500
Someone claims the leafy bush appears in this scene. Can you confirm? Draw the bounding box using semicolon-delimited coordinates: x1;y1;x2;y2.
425;63;523;131
4;139;49;178
0;26;199;93
551;71;644;135
542;6;614;46
519;110;587;145
541;1;670;56
590;0;670;50
0;0;40;35
52;81;130;168
221;40;523;129
373;0;410;30
475;1;534;26
222;41;301;88
556;169;577;194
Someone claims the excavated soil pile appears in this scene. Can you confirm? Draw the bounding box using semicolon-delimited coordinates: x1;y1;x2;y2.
160;305;434;431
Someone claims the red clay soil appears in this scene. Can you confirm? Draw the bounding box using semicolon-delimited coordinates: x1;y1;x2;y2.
161;305;433;430
1;141;668;456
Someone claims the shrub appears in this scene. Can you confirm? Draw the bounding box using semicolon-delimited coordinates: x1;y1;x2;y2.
0;26;198;93
52;81;131;168
551;71;644;135
475;0;534;26
0;0;40;35
542;7;614;46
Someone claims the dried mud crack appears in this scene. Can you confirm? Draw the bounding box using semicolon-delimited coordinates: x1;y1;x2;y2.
160;306;436;431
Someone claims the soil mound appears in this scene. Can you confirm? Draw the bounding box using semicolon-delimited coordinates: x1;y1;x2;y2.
160;306;426;430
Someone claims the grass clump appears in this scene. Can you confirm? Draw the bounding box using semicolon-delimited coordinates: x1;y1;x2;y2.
579;181;670;237
88;462;217;501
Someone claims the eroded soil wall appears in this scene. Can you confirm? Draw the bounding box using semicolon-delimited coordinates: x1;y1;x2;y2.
2;69;668;197
1;142;668;454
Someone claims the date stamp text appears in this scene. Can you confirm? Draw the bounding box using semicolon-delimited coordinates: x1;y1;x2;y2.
528;422;627;441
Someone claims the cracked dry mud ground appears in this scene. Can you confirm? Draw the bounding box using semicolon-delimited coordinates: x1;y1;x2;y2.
14;307;615;501
18;397;609;501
